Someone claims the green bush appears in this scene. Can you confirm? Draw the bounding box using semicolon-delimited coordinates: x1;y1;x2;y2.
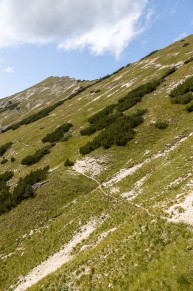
10;157;16;162
0;171;13;214
117;79;162;112
88;104;116;124
21;145;52;165
80;68;174;151
80;111;145;155
0;188;13;213
0;171;14;191
94;89;101;94
64;159;74;167
0;166;48;214
42;123;72;143
1;158;8;164
170;76;193;97
183;43;189;47
186;104;193;112
155;121;168;129
81;78;158;137
0;142;13;156
81;112;123;136
161;67;176;79
9;100;65;130
0;102;19;113
171;92;193;104
112;66;125;75
184;57;193;64
80;125;97;136
170;76;193;105
12;167;49;204
141;50;159;60
0;171;13;183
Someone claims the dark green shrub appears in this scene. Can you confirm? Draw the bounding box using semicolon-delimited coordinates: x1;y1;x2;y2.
94;89;101;93
80;111;145;155
21;145;52;165
117;79;162;112
170;76;193;106
0;188;13;213
186;104;193;112
79;142;95;155
0;142;13;156
184;57;193;64
183;43;189;47
9;100;65;130
88;104;116;124
97;75;110;82
11;157;16;162
0;171;14;214
8;102;19;110
0;171;13;192
42;123;72;143
111;66;125;75
95;113;123;130
141;50;158;60
80;70;173;145
12;166;49;204
0;102;19;113
0;171;13;183
161;67;176;79
64;159;74;167
1;158;8;164
135;108;148;116
80;125;96;136
171;92;193;104
117;96;141;112
155;121;168;129
81;106;123;136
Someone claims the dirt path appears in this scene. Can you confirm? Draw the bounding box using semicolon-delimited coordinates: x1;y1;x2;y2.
73;159;159;219
16;137;189;291
13;219;99;291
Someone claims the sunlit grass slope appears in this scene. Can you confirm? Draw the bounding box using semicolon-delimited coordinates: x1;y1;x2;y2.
0;34;193;290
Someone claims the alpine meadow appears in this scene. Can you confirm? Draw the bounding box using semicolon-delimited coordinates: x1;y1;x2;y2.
1;35;193;290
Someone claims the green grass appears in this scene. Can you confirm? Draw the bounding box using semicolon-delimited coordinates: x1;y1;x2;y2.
0;34;193;291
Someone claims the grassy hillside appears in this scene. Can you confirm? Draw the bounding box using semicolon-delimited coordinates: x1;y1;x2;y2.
1;35;193;290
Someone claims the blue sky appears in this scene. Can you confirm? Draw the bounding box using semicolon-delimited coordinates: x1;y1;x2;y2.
0;0;192;99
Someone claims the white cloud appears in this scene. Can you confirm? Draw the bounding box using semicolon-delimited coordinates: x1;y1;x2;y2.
0;61;15;73
174;32;187;42
0;0;149;57
1;66;15;73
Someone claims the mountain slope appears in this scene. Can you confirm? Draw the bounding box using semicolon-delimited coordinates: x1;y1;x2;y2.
1;35;193;290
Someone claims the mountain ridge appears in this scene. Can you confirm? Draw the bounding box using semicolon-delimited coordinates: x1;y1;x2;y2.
1;34;193;290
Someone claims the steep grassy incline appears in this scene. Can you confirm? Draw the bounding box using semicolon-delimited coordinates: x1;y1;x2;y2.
0;35;193;290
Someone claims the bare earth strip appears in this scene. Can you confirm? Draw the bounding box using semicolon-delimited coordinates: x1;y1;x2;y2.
103;133;193;187
13;219;99;291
